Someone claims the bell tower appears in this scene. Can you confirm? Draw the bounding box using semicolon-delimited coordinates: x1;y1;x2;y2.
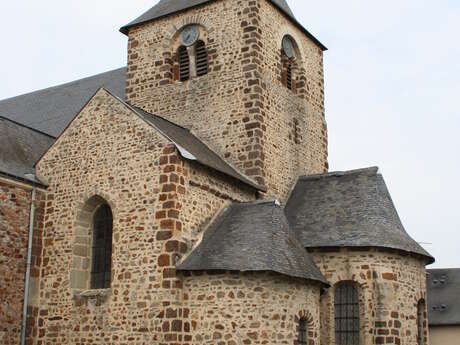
121;0;328;200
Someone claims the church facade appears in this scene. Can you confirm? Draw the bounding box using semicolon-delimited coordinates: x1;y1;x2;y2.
0;1;433;345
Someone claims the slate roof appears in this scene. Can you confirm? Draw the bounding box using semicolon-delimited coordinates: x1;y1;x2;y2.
0;68;126;137
120;0;327;51
132;106;265;191
285;167;434;263
0;117;54;184
0;69;263;191
177;201;328;285
427;268;460;326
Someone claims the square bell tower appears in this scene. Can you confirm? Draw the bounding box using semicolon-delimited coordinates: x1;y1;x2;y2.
121;0;328;200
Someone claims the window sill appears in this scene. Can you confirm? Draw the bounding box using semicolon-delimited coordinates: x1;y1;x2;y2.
74;288;111;298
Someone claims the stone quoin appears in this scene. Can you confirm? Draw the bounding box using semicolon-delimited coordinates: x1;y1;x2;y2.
0;1;433;344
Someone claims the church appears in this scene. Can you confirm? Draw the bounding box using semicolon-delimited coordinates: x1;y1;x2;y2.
0;1;434;344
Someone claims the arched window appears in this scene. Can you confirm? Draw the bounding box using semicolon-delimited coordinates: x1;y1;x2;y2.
281;35;298;93
298;318;308;345
91;204;113;289
195;40;209;77
417;300;426;345
178;45;190;81
334;283;360;345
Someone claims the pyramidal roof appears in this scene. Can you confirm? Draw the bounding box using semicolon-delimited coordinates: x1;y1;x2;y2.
285;167;434;263
120;0;327;50
177;201;329;285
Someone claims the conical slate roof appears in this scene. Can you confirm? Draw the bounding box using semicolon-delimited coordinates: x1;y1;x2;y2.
177;201;328;285
285;167;434;263
120;0;327;50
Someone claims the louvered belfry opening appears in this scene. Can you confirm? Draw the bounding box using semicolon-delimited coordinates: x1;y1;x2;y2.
178;45;190;81
286;62;293;90
195;40;209;77
282;57;295;92
334;283;360;345
91;204;113;289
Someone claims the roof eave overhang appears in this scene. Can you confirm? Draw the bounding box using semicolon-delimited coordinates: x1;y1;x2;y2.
119;0;328;51
306;245;435;265
0;171;47;188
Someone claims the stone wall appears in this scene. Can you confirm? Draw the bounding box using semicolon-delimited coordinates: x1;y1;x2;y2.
310;248;429;345
181;271;322;345
125;0;328;200
31;89;256;344
0;179;31;345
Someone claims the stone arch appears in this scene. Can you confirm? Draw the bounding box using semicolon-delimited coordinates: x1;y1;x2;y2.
160;16;213;82
294;309;317;345
70;194;115;291
278;30;307;97
331;280;366;345
161;15;213;49
417;298;428;345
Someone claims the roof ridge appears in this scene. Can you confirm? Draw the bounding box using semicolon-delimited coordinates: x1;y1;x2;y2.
299;166;379;181
0;116;57;139
0;67;126;103
119;0;327;51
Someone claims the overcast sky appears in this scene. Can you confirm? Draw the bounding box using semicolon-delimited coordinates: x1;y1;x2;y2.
1;1;458;268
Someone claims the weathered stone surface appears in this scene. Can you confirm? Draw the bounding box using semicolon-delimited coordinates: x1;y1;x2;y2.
182;272;321;345
30;89;254;344
0;181;31;345
126;0;328;200
0;1;431;344
311;249;428;345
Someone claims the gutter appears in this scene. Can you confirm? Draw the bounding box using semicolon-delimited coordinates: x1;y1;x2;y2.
20;187;36;345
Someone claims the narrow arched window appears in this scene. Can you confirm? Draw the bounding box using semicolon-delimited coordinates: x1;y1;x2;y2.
91;204;113;289
178;45;190;81
195;40;209;77
281;35;296;92
286;62;293;90
417;300;426;345
334;283;360;345
298;318;308;345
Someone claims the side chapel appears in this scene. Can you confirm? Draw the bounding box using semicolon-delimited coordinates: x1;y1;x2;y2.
0;0;433;344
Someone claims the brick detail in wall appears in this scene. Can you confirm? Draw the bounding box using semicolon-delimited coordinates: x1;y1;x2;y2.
311;249;428;345
25;190;46;345
239;2;267;188
0;181;31;345
156;144;188;292
124;0;329;201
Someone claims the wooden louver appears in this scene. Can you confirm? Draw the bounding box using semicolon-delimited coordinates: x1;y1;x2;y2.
178;46;190;81
286;62;293;90
195;41;209;77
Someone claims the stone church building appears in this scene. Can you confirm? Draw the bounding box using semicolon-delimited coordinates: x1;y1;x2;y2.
0;0;434;344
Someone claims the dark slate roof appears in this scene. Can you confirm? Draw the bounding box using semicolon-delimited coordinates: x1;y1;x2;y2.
130;105;265;191
120;0;327;51
177;201;328;285
0;117;54;184
285;167;434;263
0;69;262;190
0;68;126;137
427;269;460;326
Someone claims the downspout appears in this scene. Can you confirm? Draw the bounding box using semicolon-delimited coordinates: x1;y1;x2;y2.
20;187;36;345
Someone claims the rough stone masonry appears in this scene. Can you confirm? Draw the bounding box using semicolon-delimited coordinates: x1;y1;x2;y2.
0;0;433;345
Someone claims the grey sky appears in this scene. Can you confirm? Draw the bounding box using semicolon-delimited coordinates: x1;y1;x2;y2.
1;1;458;268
